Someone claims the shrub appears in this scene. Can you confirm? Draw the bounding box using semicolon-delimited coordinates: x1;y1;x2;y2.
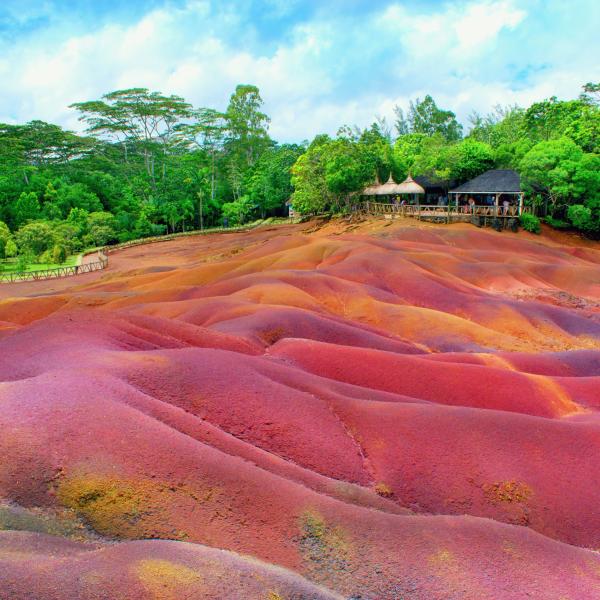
520;213;541;234
4;238;17;258
52;244;68;264
544;215;569;229
221;196;254;226
39;249;54;264
16;253;33;271
567;204;592;231
0;221;10;258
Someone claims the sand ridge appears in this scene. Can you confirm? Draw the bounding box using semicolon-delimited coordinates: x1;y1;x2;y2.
1;218;599;599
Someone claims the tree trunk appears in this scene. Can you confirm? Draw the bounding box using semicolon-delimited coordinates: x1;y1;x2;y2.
200;195;204;231
211;152;216;202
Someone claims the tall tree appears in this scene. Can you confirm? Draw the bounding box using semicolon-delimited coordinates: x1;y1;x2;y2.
70;89;192;186
176;108;227;208
394;95;463;141
225;85;271;170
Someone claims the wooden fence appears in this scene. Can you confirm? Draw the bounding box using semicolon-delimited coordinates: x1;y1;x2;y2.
363;202;530;223
0;222;271;284
0;251;108;283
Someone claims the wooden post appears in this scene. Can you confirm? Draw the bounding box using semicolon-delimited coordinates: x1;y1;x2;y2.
518;193;523;216
447;200;450;224
416;195;420;221
495;193;500;218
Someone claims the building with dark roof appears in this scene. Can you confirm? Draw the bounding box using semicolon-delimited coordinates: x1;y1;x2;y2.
450;169;521;194
449;169;524;215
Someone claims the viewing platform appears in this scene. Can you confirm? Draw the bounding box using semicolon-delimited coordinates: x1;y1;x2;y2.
360;169;526;227
363;202;529;225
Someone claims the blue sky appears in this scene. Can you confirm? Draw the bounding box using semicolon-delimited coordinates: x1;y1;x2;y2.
0;0;598;141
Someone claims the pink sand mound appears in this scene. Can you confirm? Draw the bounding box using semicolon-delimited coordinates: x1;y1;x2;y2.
0;220;599;599
0;531;342;600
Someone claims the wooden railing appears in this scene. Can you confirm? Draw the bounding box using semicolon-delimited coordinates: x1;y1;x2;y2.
0;221;274;284
364;202;526;220
0;251;108;283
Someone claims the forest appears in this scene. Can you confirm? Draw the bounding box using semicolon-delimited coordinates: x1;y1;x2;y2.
0;82;598;269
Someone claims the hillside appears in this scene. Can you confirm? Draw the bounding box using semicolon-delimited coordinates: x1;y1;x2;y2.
1;218;599;600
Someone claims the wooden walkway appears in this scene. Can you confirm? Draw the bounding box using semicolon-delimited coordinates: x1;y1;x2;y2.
362;202;527;225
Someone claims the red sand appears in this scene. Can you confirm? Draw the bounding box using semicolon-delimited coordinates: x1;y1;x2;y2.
0;219;599;599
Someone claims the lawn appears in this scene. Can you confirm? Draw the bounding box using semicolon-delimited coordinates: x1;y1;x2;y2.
0;255;79;274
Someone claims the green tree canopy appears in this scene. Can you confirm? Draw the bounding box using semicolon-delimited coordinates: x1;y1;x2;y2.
394;95;463;141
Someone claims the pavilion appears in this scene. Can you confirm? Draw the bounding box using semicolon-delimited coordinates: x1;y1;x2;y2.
448;169;524;216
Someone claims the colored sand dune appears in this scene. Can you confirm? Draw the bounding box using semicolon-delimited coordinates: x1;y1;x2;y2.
1;219;599;599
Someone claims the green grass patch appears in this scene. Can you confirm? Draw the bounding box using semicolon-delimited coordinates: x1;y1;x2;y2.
0;254;79;274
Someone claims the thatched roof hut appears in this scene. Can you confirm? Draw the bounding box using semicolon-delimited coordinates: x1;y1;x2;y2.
396;175;425;195
375;173;403;196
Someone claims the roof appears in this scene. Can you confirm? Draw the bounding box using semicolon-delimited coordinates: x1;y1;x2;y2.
449;169;521;194
375;174;403;196
413;175;451;190
396;175;425;195
363;173;404;196
362;174;382;196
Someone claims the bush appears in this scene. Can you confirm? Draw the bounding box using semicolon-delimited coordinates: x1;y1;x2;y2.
568;199;600;237
520;213;541;234
0;221;10;258
52;244;68;264
16;253;33;271
4;238;17;258
567;204;592;231
39;249;54;264
221;196;254;226
544;215;569;229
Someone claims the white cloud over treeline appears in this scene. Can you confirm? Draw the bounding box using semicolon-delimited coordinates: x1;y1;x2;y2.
0;0;598;141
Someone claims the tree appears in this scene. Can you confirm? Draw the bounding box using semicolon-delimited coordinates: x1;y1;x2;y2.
581;82;600;106
468;105;525;147
393;106;410;137
323;138;376;208
443;139;495;183
225;85;271;171
13;191;40;226
519;138;600;217
56;183;103;215
15;221;55;257
176;108;227;208
291;134;375;214
394;95;463;141
85;211;119;246
71;88;192;186
42;181;62;220
524;97;599;152
393;133;450;179
247;144;304;217
291;135;334;215
221;196;254;225
358;123;400;182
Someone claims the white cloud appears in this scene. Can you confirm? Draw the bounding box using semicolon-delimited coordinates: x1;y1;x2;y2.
0;0;597;141
453;1;526;51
